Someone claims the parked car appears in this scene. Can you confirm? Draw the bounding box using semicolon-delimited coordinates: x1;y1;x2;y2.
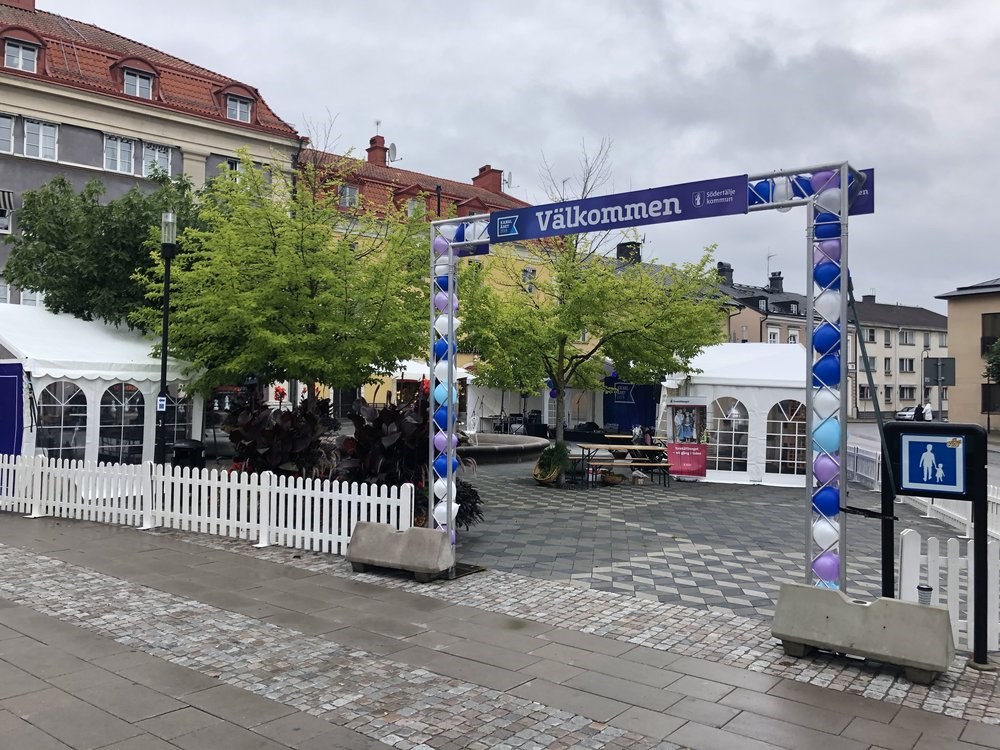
894;406;918;421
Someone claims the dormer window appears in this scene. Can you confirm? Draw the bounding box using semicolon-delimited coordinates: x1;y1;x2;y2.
758;299;767;311
124;70;153;99
790;302;799;315
338;185;359;208
227;95;251;123
4;40;37;73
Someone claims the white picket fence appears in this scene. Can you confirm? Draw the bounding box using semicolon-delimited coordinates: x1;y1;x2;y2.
899;529;1000;651
0;454;413;555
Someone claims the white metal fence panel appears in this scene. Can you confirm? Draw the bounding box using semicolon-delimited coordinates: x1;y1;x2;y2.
899;528;1000;651
0;454;414;557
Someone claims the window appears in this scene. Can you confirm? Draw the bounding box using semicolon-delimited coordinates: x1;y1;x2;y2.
900;386;916;401
164;391;193;450
104;136;134;173
790;302;799;315
767;327;779;344
757;299;767;311
24;120;57;160
884;358;892;375
36;382;87;461
858;385;871;401
899;329;915;345
142;143;170;176
0;208;10;234
0;274;8;304
20;288;42;306
787;329;799;344
123;70;152;99
899;358;915;373
578;329;589;344
924;386;931;401
707;397;748;472
226;95;251;123
338;184;359;208
406;198;424;217
862;355;876;372
521;266;537;294
939;332;948;347
765;400;806;476
0;114;12;153
884;385;893;403
923;331;931;348
226;157;242;173
981;313;1000;355
5;40;37;73
941;387;949;401
884;329;891;347
864;327;877;343
99;383;145;464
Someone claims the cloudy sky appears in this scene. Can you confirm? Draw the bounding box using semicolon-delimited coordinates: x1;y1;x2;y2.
44;0;1000;313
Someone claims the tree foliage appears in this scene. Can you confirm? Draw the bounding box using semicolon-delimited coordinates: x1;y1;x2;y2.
2;174;195;328
985;340;1000;383
132;154;429;395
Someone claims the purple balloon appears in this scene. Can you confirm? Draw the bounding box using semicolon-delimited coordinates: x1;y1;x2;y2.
813;454;839;485
433;431;457;452
811;171;839;193
812;551;840;582
434;291;457;312
814;239;842;264
549;389;558;398
433;235;451;255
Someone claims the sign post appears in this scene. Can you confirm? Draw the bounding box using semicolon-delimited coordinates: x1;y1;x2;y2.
884;421;991;668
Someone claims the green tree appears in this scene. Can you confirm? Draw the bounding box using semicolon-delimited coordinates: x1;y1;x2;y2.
133;154;429;397
985;340;1000;383
2;174;196;328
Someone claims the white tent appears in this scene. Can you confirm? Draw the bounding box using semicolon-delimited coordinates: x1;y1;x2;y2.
0;304;200;464
660;343;808;486
392;359;472;382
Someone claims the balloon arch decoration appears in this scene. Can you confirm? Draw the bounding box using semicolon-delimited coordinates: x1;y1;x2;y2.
429;163;871;588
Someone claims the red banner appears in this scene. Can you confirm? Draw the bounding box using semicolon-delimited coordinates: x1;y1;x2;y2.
667;443;707;477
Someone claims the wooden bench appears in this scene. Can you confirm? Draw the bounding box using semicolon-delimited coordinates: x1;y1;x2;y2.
586;459;671;487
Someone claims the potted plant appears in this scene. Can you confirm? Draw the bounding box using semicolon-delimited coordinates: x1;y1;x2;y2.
533;441;570;485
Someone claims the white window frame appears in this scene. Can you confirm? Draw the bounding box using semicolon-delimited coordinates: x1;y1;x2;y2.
0;113;12;153
142;143;170;177
864;327;877;343
941;387;949;401
858;385;871;401
707;397;748;472
338;184;359;208
787;329;799;344
900;386;917;401
19;287;43;306
765;400;807;476
104;135;134;174
123;69;153;99
406;198;423;217
899;329;915;346
0;209;10;235
5;40;37;73
939;332;948;347
767;326;779;344
884;385;893;403
0;274;8;303
226;95;252;123
899;357;915;373
24;120;57;161
757;299;767;311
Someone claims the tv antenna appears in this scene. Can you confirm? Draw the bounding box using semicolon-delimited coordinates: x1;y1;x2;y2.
503;170;518;189
388;142;401;163
767;251;777;276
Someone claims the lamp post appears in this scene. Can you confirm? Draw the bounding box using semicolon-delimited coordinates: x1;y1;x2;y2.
154;211;177;464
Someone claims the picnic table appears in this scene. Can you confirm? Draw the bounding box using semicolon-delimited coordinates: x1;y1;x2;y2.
574;443;671;487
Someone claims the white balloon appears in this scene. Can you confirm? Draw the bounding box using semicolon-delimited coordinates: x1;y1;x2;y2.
433;477;455;500
813;389;841;420
434;259;452;276
812;517;840;549
772;177;793;212
815;187;843;215
434;359;450;382
432;501;460;526
437;224;457;241
434;315;460;336
814;291;841;322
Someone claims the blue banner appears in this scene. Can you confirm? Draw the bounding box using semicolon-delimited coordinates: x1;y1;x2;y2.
489;174;749;244
849;168;874;216
0;363;23;457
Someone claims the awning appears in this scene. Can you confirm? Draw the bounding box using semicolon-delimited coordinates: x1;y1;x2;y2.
0;190;14;211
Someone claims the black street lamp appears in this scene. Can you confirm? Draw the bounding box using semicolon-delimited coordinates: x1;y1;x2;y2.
154;211;177;465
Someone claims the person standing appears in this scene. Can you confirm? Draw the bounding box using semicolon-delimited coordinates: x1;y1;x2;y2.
923;401;934;421
913;401;925;421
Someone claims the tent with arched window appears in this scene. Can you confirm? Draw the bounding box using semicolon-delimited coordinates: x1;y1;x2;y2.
658;343;808;486
0;304;201;465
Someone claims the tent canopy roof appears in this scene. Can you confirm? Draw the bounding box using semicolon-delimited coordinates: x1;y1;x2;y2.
0;304;189;382
666;343;807;389
392;359;472;381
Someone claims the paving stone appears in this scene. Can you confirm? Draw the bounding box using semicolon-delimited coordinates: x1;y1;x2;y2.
0;660;50;699
184;684;298;728
668;720;781;750
170;721;291;750
663;695;740;728
99;735;181;750
0;707;74;750
509;679;630;723
960;721;1000;748
720;687;853;734
608;705;686;740
136;707;224;740
725;710;869;750
767;678;902;723
562;670;683;712
667;674;734;702
842;716;922;750
891;706;968;739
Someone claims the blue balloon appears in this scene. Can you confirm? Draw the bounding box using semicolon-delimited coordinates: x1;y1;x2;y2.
433;337;451;359
812;417;841;454
433;383;456;406
433;405;453;430
748;180;772;206
812;486;840;516
812;322;840;354
433;454;460;477
792;175;814;198
435;275;450;291
812;354;840;387
813;260;841;290
814;212;840;240
453;222;466;243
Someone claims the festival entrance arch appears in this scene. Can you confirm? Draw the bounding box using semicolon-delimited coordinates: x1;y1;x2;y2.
428;164;873;590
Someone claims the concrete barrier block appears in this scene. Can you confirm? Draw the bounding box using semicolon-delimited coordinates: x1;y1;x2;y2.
772;582;955;684
347;522;454;582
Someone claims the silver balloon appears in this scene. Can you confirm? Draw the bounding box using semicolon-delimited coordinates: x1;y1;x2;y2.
814;291;841;322
815;187;843;215
813;388;840;420
772;177;793;212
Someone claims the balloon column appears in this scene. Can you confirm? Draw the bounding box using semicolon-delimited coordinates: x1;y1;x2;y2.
428;217;489;543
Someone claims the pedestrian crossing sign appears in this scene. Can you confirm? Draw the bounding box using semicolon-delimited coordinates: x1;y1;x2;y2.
900;434;965;496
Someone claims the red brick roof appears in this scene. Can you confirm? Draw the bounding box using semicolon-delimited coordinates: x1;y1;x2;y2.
304;149;528;212
0;3;300;140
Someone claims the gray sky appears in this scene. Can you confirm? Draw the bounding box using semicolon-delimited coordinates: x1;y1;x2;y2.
43;0;1000;313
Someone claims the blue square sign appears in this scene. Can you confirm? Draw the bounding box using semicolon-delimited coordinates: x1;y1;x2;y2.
900;433;965;495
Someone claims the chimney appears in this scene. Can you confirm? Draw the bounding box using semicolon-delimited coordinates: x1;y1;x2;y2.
768;271;783;293
472;164;503;193
0;0;36;10
616;242;641;264
862;293;876;303
366;135;388;166
717;261;734;286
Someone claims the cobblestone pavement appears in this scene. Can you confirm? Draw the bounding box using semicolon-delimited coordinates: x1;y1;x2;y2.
453;461;959;618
